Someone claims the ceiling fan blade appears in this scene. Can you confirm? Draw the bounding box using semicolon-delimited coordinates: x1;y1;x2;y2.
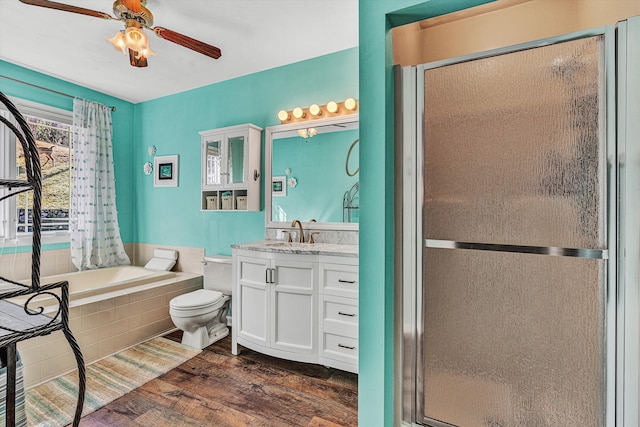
152;27;221;59
18;0;114;20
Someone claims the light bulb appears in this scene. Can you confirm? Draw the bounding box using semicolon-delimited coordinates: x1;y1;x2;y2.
344;97;357;111
327;101;338;113
309;104;321;116
292;107;305;119
277;110;290;121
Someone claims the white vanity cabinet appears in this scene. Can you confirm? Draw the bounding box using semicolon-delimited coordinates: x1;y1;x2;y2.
200;123;262;211
232;246;359;373
233;250;318;362
318;257;359;373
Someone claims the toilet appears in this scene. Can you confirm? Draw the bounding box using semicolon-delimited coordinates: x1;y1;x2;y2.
168;254;232;349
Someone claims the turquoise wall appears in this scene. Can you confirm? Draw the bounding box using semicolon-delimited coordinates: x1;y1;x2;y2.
0;48;357;256
0;60;136;250
358;1;492;425
133;48;358;256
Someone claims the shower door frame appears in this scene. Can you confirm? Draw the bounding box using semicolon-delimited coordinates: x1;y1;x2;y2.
399;25;622;427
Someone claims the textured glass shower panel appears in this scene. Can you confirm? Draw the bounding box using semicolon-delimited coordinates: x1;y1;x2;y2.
423;36;605;249
422;248;606;427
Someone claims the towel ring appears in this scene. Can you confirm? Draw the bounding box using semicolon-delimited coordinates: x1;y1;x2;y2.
346;138;359;177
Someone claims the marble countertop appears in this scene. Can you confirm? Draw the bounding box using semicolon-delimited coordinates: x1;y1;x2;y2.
231;240;358;257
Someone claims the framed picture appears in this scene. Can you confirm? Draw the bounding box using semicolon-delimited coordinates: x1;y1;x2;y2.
272;176;286;197
154;155;179;187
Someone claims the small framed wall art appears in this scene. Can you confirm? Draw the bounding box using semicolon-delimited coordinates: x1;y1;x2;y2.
154;155;179;187
272;176;286;197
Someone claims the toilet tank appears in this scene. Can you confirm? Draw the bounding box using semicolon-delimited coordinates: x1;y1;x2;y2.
203;255;233;294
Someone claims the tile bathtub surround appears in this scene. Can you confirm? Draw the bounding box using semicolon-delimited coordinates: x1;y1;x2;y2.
133;243;205;274
0;248;76;281
0;243;207;282
0;244;135;282
16;274;202;389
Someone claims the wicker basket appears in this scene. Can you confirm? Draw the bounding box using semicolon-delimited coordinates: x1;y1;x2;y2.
206;195;218;210
221;195;233;210
236;196;247;210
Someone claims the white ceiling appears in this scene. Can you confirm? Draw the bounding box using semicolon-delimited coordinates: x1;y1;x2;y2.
0;0;359;103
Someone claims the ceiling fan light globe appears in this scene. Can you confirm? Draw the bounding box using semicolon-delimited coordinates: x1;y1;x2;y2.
124;26;149;52
137;46;158;59
106;31;128;55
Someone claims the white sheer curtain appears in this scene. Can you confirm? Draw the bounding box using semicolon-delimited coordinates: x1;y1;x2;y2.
70;99;130;270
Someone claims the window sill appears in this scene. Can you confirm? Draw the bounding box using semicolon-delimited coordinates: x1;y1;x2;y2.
1;232;70;248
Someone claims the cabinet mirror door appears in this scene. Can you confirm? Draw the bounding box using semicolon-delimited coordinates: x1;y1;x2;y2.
228;134;246;185
206;138;223;186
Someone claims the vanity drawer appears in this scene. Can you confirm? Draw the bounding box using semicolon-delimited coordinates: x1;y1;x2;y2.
321;263;358;298
322;333;358;365
322;295;358;338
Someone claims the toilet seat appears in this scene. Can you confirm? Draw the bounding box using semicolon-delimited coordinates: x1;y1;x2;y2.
170;289;224;310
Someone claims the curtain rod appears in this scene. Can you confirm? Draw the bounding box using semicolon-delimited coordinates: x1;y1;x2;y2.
0;75;117;112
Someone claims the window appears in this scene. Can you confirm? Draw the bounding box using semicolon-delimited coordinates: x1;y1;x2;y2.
0;98;72;244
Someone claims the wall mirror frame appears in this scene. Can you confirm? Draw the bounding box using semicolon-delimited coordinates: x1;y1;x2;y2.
265;114;359;231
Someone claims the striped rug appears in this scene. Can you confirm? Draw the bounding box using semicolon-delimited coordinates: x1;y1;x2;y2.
25;337;201;427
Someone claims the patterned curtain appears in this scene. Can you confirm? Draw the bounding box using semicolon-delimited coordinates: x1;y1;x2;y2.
70;99;130;270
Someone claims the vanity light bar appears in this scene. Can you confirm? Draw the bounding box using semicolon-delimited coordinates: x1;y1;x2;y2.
277;98;358;124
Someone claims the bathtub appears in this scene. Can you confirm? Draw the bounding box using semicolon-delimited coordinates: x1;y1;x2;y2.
14;265;202;389
13;266;175;308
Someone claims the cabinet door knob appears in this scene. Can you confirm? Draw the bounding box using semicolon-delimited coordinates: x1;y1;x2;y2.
338;311;356;317
338;279;356;284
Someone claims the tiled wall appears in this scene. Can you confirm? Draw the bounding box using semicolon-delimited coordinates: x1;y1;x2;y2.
17;273;202;389
0;248;75;282
0;242;204;281
133;243;204;274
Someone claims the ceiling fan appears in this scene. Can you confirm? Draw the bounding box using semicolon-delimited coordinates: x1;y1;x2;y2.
18;0;222;67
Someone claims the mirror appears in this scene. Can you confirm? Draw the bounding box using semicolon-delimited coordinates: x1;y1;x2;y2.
265;115;359;230
205;133;246;186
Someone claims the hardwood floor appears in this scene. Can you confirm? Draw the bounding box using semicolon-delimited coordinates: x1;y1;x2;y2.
79;331;358;427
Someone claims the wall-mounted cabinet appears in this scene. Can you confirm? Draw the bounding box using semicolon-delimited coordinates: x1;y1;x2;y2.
200;123;262;211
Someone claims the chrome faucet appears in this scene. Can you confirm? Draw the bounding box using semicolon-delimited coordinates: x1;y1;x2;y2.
291;219;305;243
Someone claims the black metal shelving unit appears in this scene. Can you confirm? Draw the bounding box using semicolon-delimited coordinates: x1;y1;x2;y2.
0;91;85;427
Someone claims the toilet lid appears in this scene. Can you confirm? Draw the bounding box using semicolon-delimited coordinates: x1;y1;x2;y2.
170;289;224;309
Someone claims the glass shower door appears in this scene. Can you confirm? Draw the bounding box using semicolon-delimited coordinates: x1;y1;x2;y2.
419;32;611;427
